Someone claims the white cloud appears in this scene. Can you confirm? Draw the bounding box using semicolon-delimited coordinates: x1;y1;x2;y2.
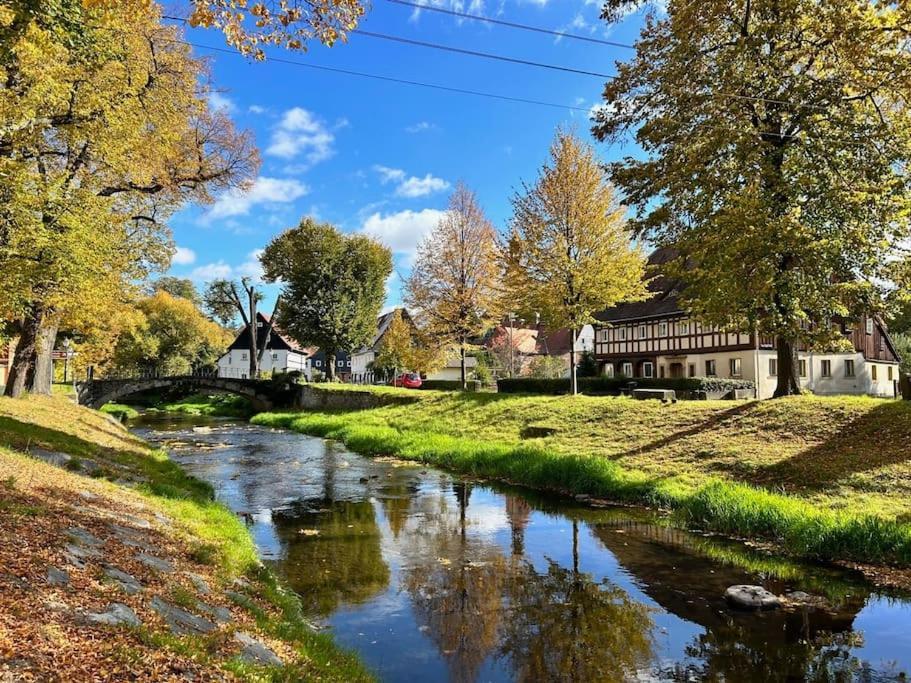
405;121;436;133
372;165;450;198
203;176;309;222
207;92;235;113
189;262;233;281
189;250;265;283
360;208;447;257
397;174;450;198
248;104;267;114
374;165;407;184
266;107;335;165
172;246;196;266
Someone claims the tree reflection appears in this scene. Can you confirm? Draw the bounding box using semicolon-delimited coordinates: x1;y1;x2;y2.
404;481;507;683
272;498;390;616
498;520;655;682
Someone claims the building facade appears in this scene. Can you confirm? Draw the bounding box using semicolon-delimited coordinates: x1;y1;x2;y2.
217;313;309;379
594;251;901;399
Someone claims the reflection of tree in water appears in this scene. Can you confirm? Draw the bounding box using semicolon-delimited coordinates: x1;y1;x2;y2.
404;482;507;683
272;498;390;616
498;520;655;683
378;480;420;539
505;494;532;557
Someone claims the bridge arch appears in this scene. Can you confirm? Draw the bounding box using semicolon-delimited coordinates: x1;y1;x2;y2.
78;375;286;413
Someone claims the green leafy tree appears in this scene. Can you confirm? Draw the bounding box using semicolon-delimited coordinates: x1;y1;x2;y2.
152;277;200;305
261;218;392;381
505;128;647;394
594;0;911;397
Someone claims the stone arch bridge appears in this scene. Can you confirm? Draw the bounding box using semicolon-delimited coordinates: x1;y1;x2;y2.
77;375;297;412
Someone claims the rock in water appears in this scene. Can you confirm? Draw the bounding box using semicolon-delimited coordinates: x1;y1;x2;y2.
724;585;781;610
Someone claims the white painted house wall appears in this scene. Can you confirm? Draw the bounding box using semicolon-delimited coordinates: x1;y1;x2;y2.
217;349;307;379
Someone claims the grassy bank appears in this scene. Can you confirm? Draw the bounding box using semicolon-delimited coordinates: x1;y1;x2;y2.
155;393;253;418
253;388;911;568
0;395;372;681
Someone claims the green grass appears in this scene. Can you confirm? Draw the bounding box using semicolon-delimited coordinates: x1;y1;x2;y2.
253;389;911;568
157;393;254;418
100;403;140;421
0;395;373;682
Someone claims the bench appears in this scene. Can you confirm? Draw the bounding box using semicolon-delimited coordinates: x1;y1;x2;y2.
632;388;677;403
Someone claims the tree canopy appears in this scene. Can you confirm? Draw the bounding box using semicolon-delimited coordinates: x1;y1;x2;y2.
405;184;502;387
0;0;256;396
261;218;392;380
594;0;911;395
505;128;646;393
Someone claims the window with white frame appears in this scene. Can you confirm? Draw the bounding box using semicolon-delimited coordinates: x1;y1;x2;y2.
603;363;615;377
658;322;668;337
618;328;627;341
821;360;832;377
241;352;248;361
872;364;878;381
679;321;689;335
889;366;894;381
315;360;321;367
769;359;778;376
638;325;647;339
729;358;742;377
642;362;654;378
799;359;807;377
866;318;874;335
705;360;717;376
622;362;633;377
272;353;279;361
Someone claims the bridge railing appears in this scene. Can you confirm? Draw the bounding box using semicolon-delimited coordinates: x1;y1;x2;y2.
83;367;224;383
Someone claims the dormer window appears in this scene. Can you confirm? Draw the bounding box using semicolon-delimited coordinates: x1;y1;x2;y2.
257;321;263;328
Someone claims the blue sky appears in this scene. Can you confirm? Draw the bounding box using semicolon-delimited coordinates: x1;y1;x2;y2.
165;0;650;308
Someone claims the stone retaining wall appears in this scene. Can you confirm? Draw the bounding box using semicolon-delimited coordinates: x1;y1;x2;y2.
295;385;421;410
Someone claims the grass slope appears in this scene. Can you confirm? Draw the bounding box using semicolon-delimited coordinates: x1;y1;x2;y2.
254;388;911;567
0;394;372;682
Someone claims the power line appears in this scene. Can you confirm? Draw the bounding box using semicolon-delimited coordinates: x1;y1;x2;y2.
178;40;593;112
386;0;637;50
352;29;612;78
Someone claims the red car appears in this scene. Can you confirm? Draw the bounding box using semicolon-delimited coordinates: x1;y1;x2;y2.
391;372;422;389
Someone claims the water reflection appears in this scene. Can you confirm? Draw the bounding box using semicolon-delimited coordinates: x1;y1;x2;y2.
133;415;911;683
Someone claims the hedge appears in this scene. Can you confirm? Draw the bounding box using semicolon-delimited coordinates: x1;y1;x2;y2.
420;379;482;392
496;376;755;396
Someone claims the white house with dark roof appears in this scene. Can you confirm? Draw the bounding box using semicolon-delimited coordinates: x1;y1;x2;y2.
217;312;309;379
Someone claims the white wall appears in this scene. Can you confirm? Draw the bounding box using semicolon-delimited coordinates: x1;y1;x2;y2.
426;356;477;381
350;350;375;381
218;349;307;379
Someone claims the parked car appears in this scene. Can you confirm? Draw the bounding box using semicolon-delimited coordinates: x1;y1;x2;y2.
391;372;422;389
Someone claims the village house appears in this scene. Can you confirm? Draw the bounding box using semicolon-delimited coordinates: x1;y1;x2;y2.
217;313;310;380
351;308;477;383
308;348;352;382
593;249;902;399
0;341;12;388
484;320;594;378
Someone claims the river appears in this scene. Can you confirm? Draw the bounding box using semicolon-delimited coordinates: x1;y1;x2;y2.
132;413;911;682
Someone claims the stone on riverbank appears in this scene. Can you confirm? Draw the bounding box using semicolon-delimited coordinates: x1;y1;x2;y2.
724;585;781;610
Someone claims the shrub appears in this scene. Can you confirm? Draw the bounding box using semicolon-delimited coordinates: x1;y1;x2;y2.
420;380;482;392
497;375;755;396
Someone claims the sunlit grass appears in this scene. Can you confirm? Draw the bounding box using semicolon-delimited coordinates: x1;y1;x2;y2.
254;390;911;567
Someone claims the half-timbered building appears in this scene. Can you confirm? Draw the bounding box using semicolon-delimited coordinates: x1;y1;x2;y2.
593;249;902;399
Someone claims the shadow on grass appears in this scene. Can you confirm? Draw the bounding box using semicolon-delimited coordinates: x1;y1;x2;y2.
611;402;762;459
748;401;911;492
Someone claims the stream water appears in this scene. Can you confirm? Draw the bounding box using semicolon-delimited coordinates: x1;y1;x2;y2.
132;413;911;682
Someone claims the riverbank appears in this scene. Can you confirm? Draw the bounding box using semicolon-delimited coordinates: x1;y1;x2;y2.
253;387;911;569
101;393;253;421
0;395;372;681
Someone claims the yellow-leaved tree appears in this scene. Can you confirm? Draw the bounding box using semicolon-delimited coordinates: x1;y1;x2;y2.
373;310;448;381
504;128;647;395
0;0;257;397
404;184;502;388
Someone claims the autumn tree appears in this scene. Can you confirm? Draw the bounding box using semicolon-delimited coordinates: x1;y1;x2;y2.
203;278;280;379
153;277;201;305
374;309;447;380
261;218;392;381
109;291;233;376
594;0;911;397
0;0;257;397
405;184;502;389
505;129;646;394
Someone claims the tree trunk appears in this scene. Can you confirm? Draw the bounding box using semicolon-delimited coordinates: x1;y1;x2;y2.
460;338;467;389
247;288;259;379
3;315;40;398
326;351;336;381
773;336;801;397
29;320;58;395
569;327;578;395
